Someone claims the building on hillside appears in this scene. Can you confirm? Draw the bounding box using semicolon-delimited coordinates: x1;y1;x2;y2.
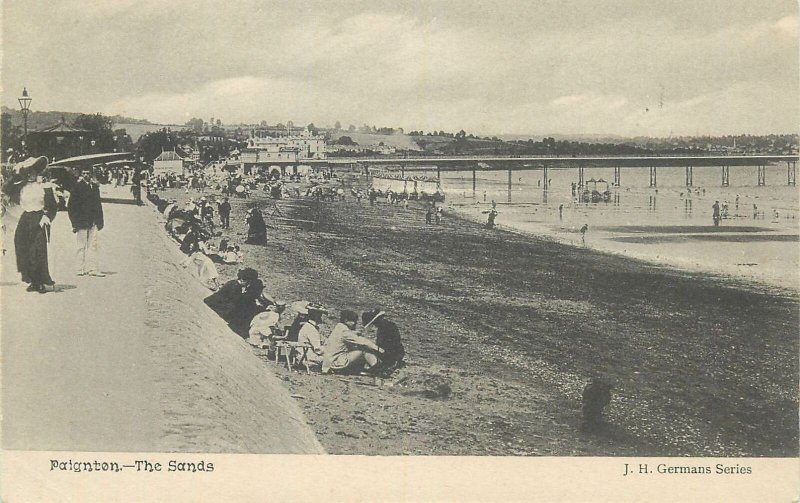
240;125;326;176
327;143;366;154
153;149;186;175
375;143;397;155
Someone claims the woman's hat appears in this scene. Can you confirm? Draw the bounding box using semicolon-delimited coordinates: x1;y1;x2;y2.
237;267;259;281
306;302;328;314
13;156;48;175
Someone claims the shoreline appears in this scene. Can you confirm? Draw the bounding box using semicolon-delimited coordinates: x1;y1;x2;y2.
447;199;799;295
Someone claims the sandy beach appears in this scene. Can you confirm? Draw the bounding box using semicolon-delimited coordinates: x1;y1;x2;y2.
158;174;798;456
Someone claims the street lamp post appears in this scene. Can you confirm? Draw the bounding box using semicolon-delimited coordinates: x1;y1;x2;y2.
18;87;32;142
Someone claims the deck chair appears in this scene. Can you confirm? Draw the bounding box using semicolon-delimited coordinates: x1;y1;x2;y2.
286;342;313;374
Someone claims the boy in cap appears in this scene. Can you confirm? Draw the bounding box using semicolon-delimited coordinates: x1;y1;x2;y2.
296;303;327;365
363;309;405;373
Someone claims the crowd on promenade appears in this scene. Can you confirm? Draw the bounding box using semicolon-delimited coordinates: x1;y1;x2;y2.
147;184;406;378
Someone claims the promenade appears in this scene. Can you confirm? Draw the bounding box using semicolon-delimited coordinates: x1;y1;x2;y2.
1;186;323;453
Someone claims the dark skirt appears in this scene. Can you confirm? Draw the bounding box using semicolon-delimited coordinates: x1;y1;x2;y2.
14;210;53;286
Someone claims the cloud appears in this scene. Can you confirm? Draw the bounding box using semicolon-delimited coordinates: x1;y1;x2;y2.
4;2;798;135
550;93;628;111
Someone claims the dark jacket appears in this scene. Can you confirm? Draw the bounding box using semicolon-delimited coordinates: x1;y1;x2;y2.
68;180;104;230
204;278;264;335
376;320;405;366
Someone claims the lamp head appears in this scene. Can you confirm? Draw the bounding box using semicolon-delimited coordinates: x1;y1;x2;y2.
18;88;32;112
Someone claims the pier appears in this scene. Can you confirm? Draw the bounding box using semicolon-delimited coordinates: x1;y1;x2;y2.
300;154;799;200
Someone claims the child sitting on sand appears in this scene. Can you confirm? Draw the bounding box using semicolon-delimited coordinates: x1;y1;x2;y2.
362;309;405;374
247;296;285;348
181;242;220;290
222;244;243;264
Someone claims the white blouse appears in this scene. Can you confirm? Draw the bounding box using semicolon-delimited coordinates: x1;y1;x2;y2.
19;182;48;212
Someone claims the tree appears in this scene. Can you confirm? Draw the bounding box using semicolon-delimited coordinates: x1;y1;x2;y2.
136;129;180;163
113;128;135;152
1;112;22;161
186;117;204;133
334;121;342;130
73;113;115;151
336;136;357;146
348;124;356;132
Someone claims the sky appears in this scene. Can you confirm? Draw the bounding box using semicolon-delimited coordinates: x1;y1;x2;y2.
2;0;798;136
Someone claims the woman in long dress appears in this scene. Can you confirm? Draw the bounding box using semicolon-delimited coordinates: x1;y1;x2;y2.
9;157;58;293
245;207;267;245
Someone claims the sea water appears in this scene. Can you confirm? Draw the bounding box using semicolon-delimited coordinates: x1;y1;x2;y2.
431;164;799;291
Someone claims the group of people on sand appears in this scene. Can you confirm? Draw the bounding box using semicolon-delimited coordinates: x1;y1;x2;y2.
3;157;107;294
149;192;253;290
151;187;406;377
201;266;405;377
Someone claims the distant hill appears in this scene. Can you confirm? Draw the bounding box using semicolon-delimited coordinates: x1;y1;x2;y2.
1;107;153;131
328;131;421;150
497;133;625;143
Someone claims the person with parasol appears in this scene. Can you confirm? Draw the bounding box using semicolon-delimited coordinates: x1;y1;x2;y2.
7;157;59;293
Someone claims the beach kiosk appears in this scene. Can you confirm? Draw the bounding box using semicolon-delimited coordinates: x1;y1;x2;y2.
153;149;185;176
583;178;612;203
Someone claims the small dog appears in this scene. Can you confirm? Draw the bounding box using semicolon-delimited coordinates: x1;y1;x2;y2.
582;378;613;431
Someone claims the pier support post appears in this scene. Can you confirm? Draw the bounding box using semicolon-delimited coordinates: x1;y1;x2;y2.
685;166;693;187
542;164;549;190
578;165;584;187
472;168;476;198
613;166;620;186
649;166;657;187
401;164;405;178
721;165;730;187
757;165;765;186
507;169;512;203
436;165;441;181
788;161;797;186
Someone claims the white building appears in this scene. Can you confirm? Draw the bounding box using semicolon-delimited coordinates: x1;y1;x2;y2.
153;149;185;175
245;126;326;160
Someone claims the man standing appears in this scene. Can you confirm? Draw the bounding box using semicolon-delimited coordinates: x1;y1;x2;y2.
218;197;231;229
712;201;720;227
68;168;105;277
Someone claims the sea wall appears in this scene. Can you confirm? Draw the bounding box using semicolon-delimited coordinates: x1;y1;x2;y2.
143;203;324;454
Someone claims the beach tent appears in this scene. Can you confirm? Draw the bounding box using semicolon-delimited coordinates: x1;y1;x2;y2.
417;179;440;196
371;177;396;194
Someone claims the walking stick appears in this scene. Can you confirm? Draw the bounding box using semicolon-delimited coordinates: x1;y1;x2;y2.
44;221;54;290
